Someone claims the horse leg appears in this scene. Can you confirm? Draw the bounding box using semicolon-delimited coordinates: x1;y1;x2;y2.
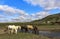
11;29;14;34
14;29;17;34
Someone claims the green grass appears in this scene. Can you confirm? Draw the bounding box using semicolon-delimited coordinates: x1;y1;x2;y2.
38;25;60;31
0;32;49;39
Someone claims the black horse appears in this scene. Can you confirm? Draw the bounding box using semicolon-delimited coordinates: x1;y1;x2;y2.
20;25;28;32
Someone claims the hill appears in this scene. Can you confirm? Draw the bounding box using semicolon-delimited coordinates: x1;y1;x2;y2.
31;13;60;25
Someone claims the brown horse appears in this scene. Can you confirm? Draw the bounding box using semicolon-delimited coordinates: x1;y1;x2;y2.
26;25;39;34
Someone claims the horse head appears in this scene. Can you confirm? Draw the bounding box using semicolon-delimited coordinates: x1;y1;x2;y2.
16;26;21;30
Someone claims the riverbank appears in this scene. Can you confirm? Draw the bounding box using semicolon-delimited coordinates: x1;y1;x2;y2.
37;25;60;31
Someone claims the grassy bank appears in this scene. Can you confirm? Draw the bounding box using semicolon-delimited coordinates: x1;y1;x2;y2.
0;32;49;39
37;25;60;31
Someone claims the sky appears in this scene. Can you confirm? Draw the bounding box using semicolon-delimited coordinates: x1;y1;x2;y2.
0;0;60;22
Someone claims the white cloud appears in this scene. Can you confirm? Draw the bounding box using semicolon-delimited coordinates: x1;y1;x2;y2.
0;5;29;22
0;5;27;15
11;11;50;22
31;11;50;20
10;11;50;22
24;0;60;10
0;5;50;22
0;14;5;18
0;5;16;13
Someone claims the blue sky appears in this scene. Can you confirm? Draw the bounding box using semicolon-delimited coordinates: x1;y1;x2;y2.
0;0;60;22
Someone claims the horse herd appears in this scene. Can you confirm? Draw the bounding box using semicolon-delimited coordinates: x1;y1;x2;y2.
4;25;39;35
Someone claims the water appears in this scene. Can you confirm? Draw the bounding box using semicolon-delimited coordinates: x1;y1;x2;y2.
39;31;60;37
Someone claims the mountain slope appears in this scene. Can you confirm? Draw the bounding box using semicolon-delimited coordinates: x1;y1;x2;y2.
31;13;60;24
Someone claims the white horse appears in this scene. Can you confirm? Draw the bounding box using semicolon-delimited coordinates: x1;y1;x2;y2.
7;25;21;34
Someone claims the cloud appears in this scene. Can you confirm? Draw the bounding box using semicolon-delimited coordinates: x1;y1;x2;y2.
0;5;29;22
0;15;5;18
12;11;50;22
0;5;16;13
0;5;50;22
31;11;50;20
24;0;60;10
0;5;28;16
11;15;29;22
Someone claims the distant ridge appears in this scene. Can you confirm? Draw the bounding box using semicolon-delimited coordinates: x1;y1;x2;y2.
31;13;60;24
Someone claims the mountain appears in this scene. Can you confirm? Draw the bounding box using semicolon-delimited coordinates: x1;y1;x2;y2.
31;13;60;25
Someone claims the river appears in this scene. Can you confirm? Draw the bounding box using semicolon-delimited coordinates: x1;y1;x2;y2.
39;31;60;38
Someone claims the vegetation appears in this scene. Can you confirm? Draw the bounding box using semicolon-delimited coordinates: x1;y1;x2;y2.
31;13;60;25
0;32;50;39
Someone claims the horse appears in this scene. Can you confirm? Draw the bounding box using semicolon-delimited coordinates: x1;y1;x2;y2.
20;25;28;32
33;26;39;34
6;25;21;34
26;25;39;34
19;25;33;33
26;25;34;33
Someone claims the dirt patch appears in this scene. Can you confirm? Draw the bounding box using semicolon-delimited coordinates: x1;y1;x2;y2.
0;28;7;34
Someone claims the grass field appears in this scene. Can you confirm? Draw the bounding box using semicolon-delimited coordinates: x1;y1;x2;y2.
37;25;60;31
0;23;60;39
0;32;50;39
